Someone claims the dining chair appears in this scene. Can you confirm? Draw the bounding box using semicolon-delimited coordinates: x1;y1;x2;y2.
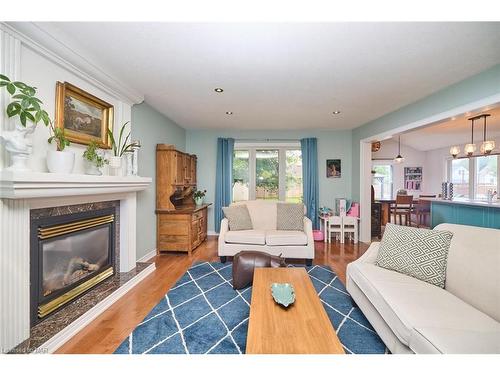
391;195;413;226
342;216;359;243
413;195;435;228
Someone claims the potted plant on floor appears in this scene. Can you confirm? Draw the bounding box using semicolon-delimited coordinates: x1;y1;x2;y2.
83;140;108;175
46;121;74;173
107;121;133;176
193;189;207;206
0;74;51;171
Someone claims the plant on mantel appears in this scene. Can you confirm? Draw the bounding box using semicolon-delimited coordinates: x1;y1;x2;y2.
0;74;51;127
0;74;76;173
83;140;108;175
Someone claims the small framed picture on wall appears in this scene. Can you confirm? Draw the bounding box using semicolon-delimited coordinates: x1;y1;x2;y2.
326;159;341;178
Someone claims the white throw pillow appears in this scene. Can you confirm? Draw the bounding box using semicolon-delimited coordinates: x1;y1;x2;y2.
222;205;253;231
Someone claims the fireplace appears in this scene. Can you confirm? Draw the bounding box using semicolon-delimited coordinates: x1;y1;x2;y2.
30;206;116;326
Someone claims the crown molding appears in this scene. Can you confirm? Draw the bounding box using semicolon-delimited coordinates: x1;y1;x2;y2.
1;22;144;105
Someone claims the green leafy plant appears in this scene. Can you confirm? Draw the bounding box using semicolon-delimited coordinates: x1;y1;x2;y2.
107;121;133;156
193;189;207;199
0;74;50;127
47;122;70;151
83;140;108;168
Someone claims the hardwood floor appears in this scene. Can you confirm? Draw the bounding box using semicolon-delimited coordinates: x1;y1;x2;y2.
56;236;369;354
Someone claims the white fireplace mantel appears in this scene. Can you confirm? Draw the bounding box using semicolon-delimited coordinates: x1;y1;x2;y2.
0;171;152;199
0;171;152;352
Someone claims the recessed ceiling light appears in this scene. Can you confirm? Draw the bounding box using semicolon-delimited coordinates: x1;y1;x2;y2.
214;88;224;93
332;110;341;115
226;111;233;115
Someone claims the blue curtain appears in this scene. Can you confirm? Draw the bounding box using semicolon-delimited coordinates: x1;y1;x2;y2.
214;138;235;233
301;138;320;229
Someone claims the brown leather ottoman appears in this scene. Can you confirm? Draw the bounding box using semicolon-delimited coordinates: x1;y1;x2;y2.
232;251;286;289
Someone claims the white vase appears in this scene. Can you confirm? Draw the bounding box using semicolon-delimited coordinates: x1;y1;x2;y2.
108;155;123;176
46;150;75;174
195;197;204;206
84;160;102;175
0;123;36;171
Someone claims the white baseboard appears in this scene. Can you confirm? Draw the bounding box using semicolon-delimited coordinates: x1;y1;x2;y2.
39;263;156;354
137;249;157;263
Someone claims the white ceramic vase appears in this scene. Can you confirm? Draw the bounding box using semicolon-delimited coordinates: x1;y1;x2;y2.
84;160;102;176
195;197;204;206
46;150;75;174
0;123;36;171
108;155;123;176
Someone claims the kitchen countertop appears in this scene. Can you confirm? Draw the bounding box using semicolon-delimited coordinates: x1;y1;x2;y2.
428;197;500;208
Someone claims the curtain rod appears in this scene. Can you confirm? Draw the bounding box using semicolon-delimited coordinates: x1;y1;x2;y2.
235;138;300;142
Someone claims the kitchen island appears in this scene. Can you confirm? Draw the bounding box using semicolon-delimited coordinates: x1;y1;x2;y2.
430;198;500;229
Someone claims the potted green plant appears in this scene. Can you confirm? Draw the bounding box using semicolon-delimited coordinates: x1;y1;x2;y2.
83;140;108;175
0;74;51;171
46;121;74;173
193;189;207;206
107;121;133;176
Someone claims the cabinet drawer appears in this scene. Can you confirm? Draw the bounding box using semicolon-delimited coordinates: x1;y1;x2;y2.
191;210;203;221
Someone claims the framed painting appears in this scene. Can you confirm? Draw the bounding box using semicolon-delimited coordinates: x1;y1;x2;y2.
326;159;341;178
55;82;114;148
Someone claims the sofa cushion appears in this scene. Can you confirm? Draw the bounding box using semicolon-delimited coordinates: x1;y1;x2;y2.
375;223;453;288
277;203;305;231
233;200;277;230
225;230;266;245
265;230;308;246
348;261;500;351
409;326;500;354
222;205;253;231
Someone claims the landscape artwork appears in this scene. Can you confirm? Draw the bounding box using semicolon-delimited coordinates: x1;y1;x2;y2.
55;82;114;148
64;95;103;138
326;159;341;178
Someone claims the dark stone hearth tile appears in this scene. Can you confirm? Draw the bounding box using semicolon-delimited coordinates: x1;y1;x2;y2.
11;260;152;354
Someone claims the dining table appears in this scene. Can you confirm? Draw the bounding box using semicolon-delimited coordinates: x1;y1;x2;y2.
375;197;432;226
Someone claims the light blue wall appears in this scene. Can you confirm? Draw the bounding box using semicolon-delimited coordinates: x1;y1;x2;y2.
351;63;500;201
132;102;186;260
186;129;352;232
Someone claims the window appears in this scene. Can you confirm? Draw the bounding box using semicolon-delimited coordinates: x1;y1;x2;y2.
450;158;470;198
232;145;303;202
372;165;393;200
475;155;498;199
447;155;499;199
232;150;250;202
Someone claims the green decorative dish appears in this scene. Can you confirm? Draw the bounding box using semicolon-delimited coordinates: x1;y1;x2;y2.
270;283;295;307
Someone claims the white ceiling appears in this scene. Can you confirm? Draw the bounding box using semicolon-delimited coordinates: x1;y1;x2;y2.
398;106;500;151
36;22;500;130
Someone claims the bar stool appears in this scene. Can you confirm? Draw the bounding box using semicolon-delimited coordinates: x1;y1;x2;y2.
326;216;343;243
342;216;359;243
391;195;413;226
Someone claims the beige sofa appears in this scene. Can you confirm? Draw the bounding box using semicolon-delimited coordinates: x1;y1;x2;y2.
346;223;500;353
218;200;315;264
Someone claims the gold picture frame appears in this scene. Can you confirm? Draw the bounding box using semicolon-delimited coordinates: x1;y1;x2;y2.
55;81;114;148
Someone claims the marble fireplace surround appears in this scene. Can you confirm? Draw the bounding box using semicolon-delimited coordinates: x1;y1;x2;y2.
0;171;152;353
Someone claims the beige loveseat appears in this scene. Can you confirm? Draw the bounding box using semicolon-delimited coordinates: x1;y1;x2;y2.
346;223;500;354
218;200;315;264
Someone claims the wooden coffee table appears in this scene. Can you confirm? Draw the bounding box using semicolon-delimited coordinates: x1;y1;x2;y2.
246;268;345;354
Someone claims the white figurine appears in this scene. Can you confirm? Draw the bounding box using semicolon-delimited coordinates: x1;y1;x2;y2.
0;123;36;171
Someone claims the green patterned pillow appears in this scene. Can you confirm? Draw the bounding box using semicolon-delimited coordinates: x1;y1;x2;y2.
277;203;304;231
375;223;453;288
222;205;253;231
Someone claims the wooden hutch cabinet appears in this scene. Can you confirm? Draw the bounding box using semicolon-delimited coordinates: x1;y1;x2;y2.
156;144;210;255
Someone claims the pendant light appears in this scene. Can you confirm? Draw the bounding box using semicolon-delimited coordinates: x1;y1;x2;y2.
394;135;404;163
464;116;476;157
479;114;495;154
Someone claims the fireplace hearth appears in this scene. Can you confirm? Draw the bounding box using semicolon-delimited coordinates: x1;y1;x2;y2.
30;206;116;326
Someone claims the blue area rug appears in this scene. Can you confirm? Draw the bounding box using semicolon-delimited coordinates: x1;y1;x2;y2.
115;262;386;354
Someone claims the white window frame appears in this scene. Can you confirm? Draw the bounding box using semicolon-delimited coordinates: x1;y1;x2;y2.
446;155;500;199
234;142;301;201
371;161;394;200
